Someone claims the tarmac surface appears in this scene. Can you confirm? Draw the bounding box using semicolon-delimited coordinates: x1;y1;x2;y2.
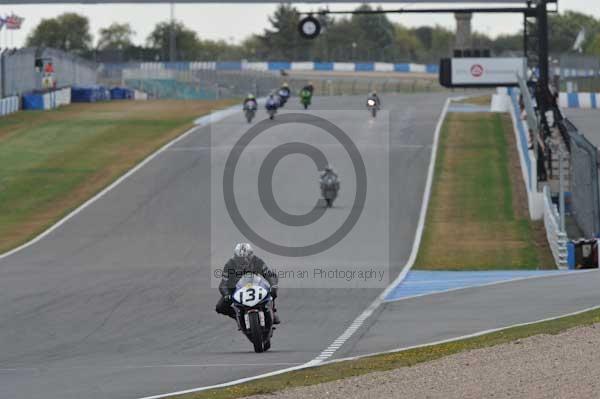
1;95;599;399
0;94;443;399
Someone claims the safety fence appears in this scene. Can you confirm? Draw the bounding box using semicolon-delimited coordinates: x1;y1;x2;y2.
559;118;600;238
119;67;440;100
543;185;569;269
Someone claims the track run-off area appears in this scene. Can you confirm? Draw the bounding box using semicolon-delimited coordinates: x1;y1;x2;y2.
1;94;599;399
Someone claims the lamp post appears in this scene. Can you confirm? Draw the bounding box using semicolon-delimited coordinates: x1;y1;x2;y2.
169;3;176;62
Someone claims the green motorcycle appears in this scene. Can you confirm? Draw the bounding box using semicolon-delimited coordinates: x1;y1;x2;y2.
299;89;312;110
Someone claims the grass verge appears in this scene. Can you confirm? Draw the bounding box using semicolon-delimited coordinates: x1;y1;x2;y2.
0;99;236;253
173;305;600;399
414;111;553;270
456;94;492;106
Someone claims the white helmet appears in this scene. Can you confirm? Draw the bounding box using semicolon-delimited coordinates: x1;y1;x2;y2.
234;242;254;260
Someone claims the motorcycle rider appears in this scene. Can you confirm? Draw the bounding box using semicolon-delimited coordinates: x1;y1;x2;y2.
367;90;381;108
302;81;314;94
278;82;291;105
265;92;279;117
320;165;340;194
215;243;280;324
243;93;257;110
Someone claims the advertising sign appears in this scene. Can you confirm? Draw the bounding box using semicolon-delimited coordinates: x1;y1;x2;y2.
451;57;527;86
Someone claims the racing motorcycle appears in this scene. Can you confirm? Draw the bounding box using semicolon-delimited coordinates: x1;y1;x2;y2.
265;99;278;120
299;88;312;110
367;98;378;118
320;175;339;208
243;100;258;123
231;274;275;353
278;88;290;106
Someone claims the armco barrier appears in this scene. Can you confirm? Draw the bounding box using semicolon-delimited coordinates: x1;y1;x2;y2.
507;86;544;220
543;185;569;269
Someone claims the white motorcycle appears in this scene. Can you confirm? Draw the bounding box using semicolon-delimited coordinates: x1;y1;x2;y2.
367;98;378;118
231;274;275;352
243;100;258;123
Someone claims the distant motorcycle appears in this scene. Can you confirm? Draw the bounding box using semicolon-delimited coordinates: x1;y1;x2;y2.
265;97;279;120
231;274;275;353
278;88;290;106
243;100;257;123
367;98;378;118
320;175;339;208
299;88;312;110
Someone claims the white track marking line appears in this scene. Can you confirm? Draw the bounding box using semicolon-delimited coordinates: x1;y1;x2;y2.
318;303;600;365
136;98;453;399
384;269;597;303
0;363;302;372
310;97;451;363
0;105;239;261
139;96;599;399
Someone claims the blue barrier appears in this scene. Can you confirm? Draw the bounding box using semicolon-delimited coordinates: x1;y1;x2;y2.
22;93;44;110
355;62;374;71
268;61;291;71
567;92;580;108
394;63;410;72
314;62;333;71
71;86;110;103
567;242;576;269
426;64;439;74
110;87;133;100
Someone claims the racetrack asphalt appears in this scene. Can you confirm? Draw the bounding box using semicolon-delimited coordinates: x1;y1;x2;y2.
1;94;599;399
0;94;443;399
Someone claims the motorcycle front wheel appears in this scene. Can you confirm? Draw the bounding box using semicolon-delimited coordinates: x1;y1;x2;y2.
249;312;264;353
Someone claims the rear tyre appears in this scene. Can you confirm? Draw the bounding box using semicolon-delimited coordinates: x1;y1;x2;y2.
249;312;264;353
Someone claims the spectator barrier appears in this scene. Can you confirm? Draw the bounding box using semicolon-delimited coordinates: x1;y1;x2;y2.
543;185;569;269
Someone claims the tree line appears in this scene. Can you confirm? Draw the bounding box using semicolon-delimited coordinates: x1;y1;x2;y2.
24;6;600;63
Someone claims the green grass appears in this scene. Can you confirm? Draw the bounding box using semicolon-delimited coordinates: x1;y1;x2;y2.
172;305;600;399
414;112;548;270
0;100;236;253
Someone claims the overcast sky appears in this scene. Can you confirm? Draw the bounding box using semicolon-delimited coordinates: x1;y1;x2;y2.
0;1;598;48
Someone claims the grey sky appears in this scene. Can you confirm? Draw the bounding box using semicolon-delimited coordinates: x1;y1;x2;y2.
1;1;597;49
